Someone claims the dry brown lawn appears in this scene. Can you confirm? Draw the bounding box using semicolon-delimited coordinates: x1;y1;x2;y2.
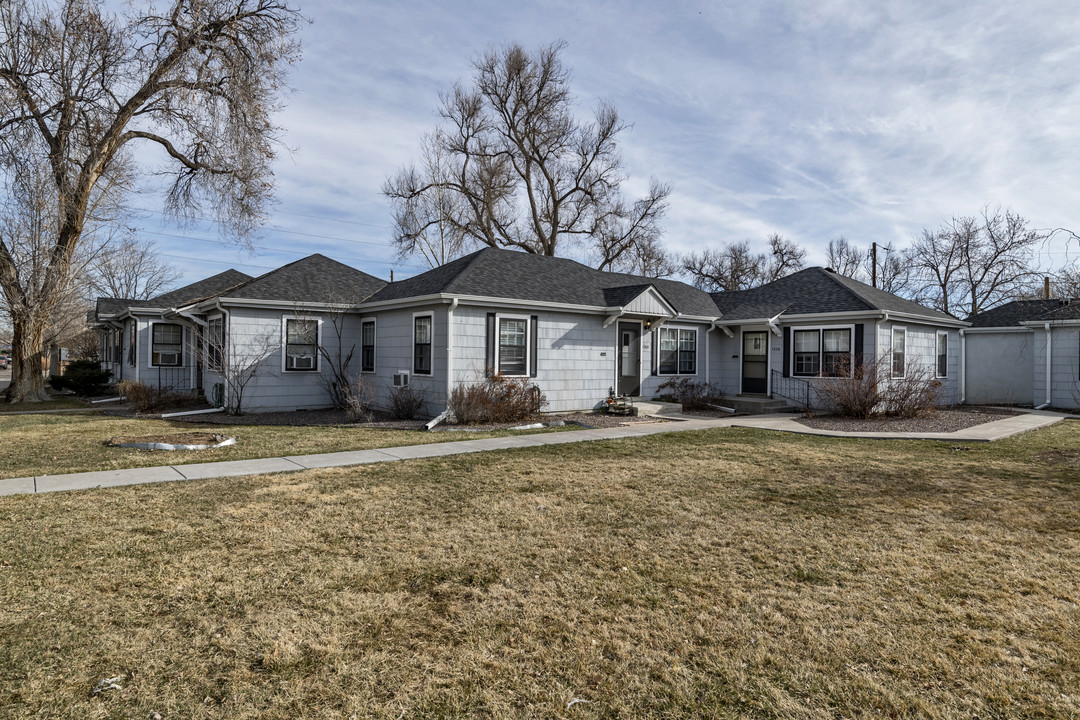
1;424;1078;718
0;412;563;478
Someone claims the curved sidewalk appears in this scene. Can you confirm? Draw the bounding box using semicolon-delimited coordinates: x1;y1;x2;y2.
0;411;1067;497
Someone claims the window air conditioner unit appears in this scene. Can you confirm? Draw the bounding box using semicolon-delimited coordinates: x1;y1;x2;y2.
291;355;315;370
393;371;410;387
157;352;180;366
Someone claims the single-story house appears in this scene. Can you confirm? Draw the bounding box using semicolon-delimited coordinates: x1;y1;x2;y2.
709;267;968;408
964;299;1080;410
95;248;971;415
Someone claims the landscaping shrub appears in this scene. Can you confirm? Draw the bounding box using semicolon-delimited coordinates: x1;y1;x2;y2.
449;374;547;424
816;356;941;419
343;376;374;422
388;384;425;420
115;380;191;413
48;360;111;396
655;377;727;411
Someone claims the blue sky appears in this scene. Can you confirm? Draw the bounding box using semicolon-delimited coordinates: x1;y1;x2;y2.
131;0;1080;286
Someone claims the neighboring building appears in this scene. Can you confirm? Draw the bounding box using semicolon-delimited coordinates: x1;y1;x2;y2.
964;299;1080;410
95;250;972;415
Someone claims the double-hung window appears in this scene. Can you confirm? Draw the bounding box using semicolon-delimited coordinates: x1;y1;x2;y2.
497;317;528;376
152;323;182;366
284;318;318;371
658;327;697;375
793;328;852;377
936;331;948;378
793;330;821;376
891;327;906;378
207;317;225;372
361;320;376;373
413;315;432;375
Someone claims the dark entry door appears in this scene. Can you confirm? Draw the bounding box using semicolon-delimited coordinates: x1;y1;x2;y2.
742;331;768;394
617;322;641;396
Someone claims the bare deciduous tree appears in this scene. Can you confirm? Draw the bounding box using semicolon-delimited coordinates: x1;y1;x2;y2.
826;236;864;278
910;207;1043;317
0;0;301;402
89;232;181;301
682;234;805;292
384;41;671;270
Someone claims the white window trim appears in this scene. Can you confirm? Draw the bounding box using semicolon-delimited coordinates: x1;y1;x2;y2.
149;321;184;369
891;325;907;379
281;315;322;373
936;330;949;378
494;313;531;378
412;312;434;377
656;324;699;376
360;317;377;374
205;314;225;373
788;324;856;378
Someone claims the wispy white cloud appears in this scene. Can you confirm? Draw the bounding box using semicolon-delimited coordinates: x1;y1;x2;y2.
135;0;1080;285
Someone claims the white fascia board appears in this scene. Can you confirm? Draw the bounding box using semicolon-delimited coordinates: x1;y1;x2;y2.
188;297;358;312
357;293;612;315
964;326;1035;334
1020;319;1080;328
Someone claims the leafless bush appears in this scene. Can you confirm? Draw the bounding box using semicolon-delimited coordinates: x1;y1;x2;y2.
116;380;189;414
343;376;374;423
816;355;941;419
814;361;880;419
655;378;728;411
880;367;941;418
388;384;426;420
450;375;548;424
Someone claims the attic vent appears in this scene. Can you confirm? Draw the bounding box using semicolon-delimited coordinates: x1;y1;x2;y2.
393;371;410;387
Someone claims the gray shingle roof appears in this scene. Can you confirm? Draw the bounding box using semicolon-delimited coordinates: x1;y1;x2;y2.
711;267;956;322
362;247;720;317
149;269;253;308
967;298;1080;327
95;270;254;320
219;254;386;303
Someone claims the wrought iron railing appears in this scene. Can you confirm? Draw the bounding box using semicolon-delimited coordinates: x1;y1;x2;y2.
771;370;812;412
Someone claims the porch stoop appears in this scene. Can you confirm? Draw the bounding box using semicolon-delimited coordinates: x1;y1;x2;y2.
629;399;685;417
727;395;796;414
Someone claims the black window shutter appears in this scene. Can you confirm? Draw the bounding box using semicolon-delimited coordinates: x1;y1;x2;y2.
485;313;496;376
782;326;791;378
529;315;539;378
853;324;864;367
651;327;658;376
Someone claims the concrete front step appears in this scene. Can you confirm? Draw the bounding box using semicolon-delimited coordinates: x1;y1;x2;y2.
727;395;795;414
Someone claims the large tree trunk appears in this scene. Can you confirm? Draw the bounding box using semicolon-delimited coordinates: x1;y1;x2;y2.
5;314;50;403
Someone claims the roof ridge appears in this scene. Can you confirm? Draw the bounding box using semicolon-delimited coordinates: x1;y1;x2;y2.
812;266;876;312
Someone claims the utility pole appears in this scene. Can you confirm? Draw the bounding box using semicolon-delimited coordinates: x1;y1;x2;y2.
871;242;877;288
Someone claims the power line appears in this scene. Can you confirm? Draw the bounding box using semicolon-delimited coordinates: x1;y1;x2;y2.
127;206;394;246
135;227;430;272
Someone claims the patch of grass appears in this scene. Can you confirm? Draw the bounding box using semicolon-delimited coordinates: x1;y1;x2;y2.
0;412;568;477
0;397;89;412
0;424;1078;718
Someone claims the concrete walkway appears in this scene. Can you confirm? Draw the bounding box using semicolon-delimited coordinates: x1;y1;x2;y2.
0;411;1069;497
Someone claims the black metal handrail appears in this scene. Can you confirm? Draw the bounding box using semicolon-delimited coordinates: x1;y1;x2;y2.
771;369;811;411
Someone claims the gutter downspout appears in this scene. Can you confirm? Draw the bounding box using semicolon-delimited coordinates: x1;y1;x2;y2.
767;311;783;337
958;328;966;404
445;298;458;416
214;301;231;409
1036;322;1052;409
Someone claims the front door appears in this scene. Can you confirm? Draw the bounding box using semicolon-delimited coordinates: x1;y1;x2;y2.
617;322;641;396
742;331;768;394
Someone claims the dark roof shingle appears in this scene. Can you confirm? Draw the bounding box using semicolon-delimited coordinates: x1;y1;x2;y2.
966;299;1080;327
362;248;719;317
219;254;386;303
711;267;955;322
